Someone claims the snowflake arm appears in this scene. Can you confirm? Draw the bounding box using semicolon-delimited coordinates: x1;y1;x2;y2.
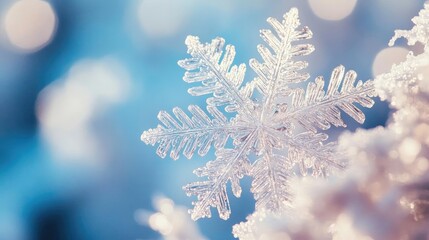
250;131;341;212
178;36;255;116
287;132;344;177
250;8;314;116
183;132;255;220
141;105;240;160
287;65;376;132
251;151;292;212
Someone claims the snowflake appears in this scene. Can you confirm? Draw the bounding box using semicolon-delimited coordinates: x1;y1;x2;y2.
141;8;376;221
231;3;429;239
135;196;207;240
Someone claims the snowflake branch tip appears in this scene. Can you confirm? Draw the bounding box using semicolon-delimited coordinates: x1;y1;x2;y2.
289;65;375;131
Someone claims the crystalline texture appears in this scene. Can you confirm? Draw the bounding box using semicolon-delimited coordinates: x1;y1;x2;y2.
141;8;376;220
389;3;429;48
232;3;429;240
377;3;429;107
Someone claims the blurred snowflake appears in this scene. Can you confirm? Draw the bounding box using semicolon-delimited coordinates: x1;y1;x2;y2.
141;8;376;220
135;196;206;240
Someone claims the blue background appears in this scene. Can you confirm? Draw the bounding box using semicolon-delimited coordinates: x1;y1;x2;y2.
0;0;425;239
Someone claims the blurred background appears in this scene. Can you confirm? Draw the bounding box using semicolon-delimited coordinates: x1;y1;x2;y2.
0;0;426;239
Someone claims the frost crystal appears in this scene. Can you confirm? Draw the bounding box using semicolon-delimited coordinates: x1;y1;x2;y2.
141;8;376;220
232;3;429;240
378;3;429;108
389;3;429;49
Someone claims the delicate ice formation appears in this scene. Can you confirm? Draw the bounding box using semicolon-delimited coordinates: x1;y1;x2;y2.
233;3;429;240
141;8;376;220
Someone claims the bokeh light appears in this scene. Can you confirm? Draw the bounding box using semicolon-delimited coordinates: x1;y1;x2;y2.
372;47;409;76
0;1;426;239
372;0;422;28
135;196;207;239
137;0;191;38
148;213;173;235
3;0;57;52
37;58;130;166
308;0;357;21
399;138;421;164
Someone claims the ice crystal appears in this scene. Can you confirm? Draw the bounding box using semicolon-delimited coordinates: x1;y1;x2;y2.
389;3;429;49
232;3;429;240
378;3;429;109
141;8;376;220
